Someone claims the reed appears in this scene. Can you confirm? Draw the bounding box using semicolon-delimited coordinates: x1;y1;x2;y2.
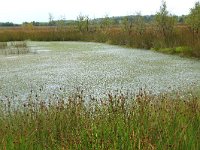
0;25;199;58
0;89;199;149
0;41;29;55
0;42;7;49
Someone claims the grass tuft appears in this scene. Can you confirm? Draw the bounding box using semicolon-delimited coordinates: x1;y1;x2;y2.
0;41;29;55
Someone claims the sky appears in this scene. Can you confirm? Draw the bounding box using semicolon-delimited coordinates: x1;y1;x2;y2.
0;0;199;24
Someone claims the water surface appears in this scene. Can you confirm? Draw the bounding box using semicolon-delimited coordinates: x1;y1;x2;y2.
0;42;199;99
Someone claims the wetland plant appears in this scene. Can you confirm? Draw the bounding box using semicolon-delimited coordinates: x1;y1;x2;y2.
10;41;28;48
0;41;29;55
0;89;199;149
0;42;7;55
0;42;8;55
0;42;7;49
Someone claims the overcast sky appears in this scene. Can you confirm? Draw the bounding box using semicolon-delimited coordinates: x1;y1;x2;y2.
0;0;198;23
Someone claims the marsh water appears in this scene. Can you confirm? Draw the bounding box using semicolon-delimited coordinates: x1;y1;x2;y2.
0;42;200;100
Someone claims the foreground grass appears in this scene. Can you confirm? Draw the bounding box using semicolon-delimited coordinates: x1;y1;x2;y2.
0;89;200;149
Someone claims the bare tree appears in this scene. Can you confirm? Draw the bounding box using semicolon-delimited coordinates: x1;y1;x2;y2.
134;12;146;36
121;16;133;35
48;13;55;26
100;14;112;30
76;14;90;32
56;15;66;41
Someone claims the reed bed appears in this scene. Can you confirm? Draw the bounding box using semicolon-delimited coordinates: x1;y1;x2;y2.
0;41;29;55
0;89;199;149
0;42;7;49
0;26;199;58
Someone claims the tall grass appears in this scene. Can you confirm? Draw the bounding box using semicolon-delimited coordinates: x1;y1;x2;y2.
0;42;7;49
0;89;199;149
0;41;29;55
0;25;199;58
